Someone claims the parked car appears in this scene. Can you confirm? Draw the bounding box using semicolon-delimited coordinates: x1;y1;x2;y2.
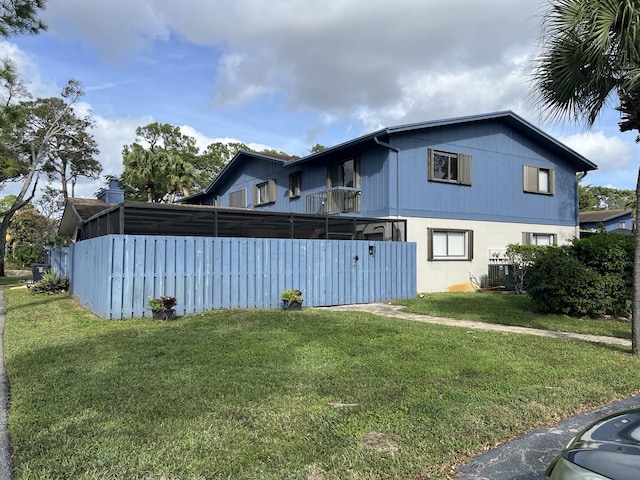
543;408;640;479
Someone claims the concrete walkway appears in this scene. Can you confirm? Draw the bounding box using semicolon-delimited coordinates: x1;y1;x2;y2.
321;302;637;479
0;289;11;480
322;302;631;348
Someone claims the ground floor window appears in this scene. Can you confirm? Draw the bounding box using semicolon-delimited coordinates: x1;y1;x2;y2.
428;228;473;261
522;232;557;246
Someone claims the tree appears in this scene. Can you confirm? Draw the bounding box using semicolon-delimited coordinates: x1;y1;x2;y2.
310;143;327;153
193;141;247;192
0;78;89;275
39;99;101;199
533;0;640;354
121;123;199;202
6;202;58;268
0;0;46;38
579;184;635;211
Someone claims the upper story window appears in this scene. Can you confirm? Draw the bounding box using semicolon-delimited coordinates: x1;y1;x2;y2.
523;165;555;195
428;149;471;185
253;179;276;206
328;158;359;188
229;188;246;208
289;171;301;198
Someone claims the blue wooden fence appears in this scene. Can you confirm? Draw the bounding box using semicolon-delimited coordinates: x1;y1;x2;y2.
47;235;416;319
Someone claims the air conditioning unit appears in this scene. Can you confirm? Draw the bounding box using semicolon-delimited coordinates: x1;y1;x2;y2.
485;264;515;290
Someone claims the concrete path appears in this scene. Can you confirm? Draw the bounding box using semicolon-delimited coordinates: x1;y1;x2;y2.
322;302;631;348
321;302;637;479
0;289;12;480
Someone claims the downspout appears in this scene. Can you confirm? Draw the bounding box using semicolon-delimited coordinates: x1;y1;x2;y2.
374;136;400;219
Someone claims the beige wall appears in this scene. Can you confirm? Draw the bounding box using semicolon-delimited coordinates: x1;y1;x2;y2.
402;217;579;293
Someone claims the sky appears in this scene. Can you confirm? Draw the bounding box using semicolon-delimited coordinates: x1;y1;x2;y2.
1;0;639;199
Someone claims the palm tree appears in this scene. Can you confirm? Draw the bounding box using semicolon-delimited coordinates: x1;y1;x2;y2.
121;144;162;202
533;0;640;354
163;153;197;203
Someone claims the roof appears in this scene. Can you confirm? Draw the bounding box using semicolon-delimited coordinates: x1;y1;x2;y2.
292;110;597;169
58;198;112;237
579;209;633;224
182;151;290;203
188;111;598;202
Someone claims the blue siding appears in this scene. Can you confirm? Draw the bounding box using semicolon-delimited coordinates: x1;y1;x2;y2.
195;118;584;227
581;213;634;233
49;235;416;319
390;122;578;225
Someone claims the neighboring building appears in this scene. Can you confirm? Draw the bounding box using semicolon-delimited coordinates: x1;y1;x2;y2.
579;209;634;237
184;111;597;292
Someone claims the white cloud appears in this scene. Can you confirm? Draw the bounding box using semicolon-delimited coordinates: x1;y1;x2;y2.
559;131;640;190
3;0;631;194
41;0;542;122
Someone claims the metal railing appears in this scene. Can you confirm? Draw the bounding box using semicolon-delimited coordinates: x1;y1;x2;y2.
306;187;361;214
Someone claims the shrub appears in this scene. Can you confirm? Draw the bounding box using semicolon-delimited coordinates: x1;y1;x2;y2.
572;234;633;317
525;247;606;316
30;270;69;294
505;244;551;294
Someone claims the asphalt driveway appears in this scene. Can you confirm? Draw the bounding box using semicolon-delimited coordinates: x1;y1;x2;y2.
455;393;640;479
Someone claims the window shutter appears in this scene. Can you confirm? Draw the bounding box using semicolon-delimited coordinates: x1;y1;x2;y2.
252;185;258;205
458;154;472;185
468;229;474;260
548;168;555;194
551;233;557;246
268;179;276;203
522;232;532;245
229;189;246;208
523;165;537;192
427;228;433;260
427;149;434;181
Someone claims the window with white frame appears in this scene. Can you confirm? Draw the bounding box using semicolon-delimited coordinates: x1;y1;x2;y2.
523;165;555;194
253;179;276;206
428;228;474;260
289;171;301;198
229;189;246;208
522;232;557;246
428;149;472;185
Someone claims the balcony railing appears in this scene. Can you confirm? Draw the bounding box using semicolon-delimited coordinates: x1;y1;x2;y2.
306;187;361;214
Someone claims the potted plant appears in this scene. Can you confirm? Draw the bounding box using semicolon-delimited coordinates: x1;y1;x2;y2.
148;295;178;321
280;289;303;310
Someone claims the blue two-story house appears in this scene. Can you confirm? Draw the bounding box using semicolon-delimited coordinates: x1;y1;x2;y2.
184;111;597;292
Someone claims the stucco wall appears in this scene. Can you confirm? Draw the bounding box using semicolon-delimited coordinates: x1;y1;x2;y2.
403;217;578;292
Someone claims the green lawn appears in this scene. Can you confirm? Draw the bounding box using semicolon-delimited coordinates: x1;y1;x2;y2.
395;292;632;339
5;288;640;479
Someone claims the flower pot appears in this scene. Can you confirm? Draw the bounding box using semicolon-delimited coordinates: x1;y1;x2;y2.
153;309;175;321
282;299;302;310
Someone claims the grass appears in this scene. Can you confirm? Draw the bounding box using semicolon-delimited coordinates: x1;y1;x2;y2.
0;276;30;287
394;292;632;339
4;289;640;479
